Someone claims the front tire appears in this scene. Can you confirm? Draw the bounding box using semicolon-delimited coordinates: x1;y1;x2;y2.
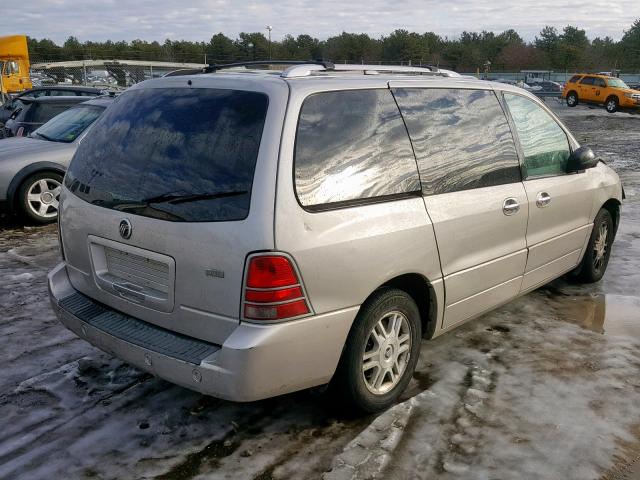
332;288;422;413
605;96;618;113
566;92;578;107
575;209;614;283
17;172;63;224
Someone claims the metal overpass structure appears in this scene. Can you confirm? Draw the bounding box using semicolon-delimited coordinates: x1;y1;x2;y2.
30;59;206;87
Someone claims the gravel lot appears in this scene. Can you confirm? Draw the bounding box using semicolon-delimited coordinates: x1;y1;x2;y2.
0;102;639;480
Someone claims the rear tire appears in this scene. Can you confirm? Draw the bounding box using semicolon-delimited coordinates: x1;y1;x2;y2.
605;96;618;113
17;172;63;224
566;92;578;107
331;288;421;413
574;209;614;283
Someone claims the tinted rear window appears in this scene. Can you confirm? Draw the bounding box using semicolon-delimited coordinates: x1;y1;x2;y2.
294;89;420;209
66;88;268;222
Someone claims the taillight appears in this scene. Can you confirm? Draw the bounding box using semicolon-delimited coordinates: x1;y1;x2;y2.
243;254;311;321
16;126;24;137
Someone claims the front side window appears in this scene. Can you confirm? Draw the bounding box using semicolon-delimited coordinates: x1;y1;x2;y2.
594;78;606;88
606;78;629;89
4;61;19;75
66;88;268;222
294;89;420;208
32;104;104;143
393;88;521;195
504;94;570;178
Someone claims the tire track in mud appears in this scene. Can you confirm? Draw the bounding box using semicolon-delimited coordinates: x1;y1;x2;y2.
0;356;152;477
322;323;512;480
154;395;373;480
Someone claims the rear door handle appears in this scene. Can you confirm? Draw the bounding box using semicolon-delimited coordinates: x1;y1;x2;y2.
502;197;520;216
536;192;552;208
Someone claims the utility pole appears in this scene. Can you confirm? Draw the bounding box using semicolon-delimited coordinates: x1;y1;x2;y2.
266;25;273;60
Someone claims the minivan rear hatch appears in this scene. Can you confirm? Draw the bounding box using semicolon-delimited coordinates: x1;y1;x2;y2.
59;78;285;344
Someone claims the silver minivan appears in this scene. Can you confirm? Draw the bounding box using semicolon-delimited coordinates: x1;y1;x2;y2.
48;62;623;412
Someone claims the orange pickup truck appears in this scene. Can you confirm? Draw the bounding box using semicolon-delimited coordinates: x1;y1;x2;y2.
562;73;640;113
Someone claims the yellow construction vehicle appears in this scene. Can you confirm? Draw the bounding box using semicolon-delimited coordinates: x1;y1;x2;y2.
1;35;33;97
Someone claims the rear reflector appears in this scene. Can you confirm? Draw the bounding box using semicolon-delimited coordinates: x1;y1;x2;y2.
244;299;309;320
243;255;310;321
245;286;303;303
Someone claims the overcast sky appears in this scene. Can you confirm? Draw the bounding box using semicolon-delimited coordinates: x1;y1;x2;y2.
2;0;636;43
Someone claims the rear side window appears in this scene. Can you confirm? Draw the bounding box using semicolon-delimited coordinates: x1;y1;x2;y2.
568;75;582;83
580;77;595;85
29;103;71;123
504;94;570;178
66;88;268;222
393;88;521;195
294;89;420;209
49;90;75;97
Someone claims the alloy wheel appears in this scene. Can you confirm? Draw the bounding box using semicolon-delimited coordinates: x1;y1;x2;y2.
26;178;61;219
593;221;609;272
362;311;412;395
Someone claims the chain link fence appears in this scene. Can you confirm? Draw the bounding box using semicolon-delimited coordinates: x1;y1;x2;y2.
22;59;640;93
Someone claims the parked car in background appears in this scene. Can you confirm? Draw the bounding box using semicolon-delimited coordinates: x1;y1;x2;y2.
563;74;640;113
527;79;562;92
2;96;92;138
0;96;113;223
48;63;622;413
0;86;104;125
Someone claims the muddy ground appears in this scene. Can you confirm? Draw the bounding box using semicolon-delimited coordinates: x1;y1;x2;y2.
0;102;639;480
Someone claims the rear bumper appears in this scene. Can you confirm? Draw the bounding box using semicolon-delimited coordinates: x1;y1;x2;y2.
48;262;358;402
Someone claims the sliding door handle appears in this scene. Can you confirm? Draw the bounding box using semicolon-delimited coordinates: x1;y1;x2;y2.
536;192;552;208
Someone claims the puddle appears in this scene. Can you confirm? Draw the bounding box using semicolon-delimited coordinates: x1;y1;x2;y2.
550;294;640;338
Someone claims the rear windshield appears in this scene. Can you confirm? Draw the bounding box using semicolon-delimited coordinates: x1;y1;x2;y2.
65;87;268;222
32;104;104;143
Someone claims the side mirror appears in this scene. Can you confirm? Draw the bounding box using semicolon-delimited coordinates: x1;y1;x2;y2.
566;146;599;172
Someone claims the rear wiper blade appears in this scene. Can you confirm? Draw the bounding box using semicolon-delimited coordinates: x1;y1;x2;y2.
142;190;249;205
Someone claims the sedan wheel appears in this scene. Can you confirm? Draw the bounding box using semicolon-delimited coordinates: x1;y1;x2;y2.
18;172;63;224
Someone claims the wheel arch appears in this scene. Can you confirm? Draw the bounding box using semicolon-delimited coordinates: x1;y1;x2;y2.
601;198;621;238
377;273;438;339
7;161;66;211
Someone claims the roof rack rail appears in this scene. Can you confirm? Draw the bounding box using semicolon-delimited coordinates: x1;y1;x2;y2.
204;60;335;74
281;63;461;78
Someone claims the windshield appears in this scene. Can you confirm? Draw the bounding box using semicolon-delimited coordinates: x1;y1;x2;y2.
65;87;269;222
32;104;104;143
607;78;629;89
